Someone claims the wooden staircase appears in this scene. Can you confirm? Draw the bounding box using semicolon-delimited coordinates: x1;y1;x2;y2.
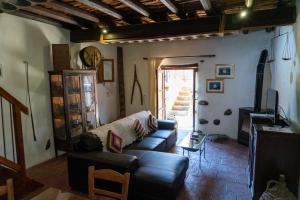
0;87;28;174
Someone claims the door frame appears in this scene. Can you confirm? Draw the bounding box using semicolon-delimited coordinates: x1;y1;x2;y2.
156;63;198;131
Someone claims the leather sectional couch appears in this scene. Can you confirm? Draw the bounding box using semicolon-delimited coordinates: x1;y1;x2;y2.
68;112;189;200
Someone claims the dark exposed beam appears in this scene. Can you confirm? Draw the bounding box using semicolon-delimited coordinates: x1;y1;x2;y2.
71;28;101;42
70;6;296;43
75;0;122;19
46;1;100;23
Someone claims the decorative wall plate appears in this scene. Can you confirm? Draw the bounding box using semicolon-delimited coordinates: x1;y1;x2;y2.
79;46;102;69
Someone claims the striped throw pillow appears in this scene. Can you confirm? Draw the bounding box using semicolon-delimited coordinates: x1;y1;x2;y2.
133;119;148;140
148;114;158;132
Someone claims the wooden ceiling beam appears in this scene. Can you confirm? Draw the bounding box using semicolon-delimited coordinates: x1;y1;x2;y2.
199;0;212;14
45;1;100;23
118;0;149;17
245;0;254;8
70;6;296;43
159;0;178;13
21;6;82;26
1;0;86;27
75;0;122;19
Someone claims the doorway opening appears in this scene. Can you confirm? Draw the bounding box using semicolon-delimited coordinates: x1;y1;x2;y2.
157;64;198;131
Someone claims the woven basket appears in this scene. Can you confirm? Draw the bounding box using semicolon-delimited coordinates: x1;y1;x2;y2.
259;180;296;200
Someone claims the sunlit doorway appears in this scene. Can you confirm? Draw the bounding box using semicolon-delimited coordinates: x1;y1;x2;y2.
157;64;198;131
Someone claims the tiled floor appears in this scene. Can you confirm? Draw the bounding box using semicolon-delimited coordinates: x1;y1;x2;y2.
27;139;251;200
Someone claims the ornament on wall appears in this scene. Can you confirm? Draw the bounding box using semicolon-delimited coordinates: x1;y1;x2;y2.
213;119;220;125
199;100;209;105
199;119;208;124
224;109;232;116
282;33;291;61
130;65;143;105
79;46;102;69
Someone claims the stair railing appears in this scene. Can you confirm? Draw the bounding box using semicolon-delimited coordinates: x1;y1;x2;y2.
0;87;28;174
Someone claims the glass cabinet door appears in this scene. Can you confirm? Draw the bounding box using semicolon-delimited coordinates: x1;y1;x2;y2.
82;75;97;130
65;75;83;138
50;74;66;140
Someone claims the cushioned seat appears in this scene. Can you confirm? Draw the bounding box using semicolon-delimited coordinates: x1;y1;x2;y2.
150;130;174;139
149;130;177;150
125;150;189;200
125;137;166;151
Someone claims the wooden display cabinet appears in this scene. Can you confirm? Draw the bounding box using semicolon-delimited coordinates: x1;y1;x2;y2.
49;70;98;155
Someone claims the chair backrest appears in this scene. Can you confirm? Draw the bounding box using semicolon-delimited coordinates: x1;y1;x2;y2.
88;166;130;200
0;179;14;200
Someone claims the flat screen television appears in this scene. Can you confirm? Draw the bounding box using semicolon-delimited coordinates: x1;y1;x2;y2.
266;88;279;124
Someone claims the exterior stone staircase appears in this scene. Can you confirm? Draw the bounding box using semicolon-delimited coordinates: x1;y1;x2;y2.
169;87;192;118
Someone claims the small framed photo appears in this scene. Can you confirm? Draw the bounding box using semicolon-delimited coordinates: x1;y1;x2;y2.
99;59;114;83
215;64;235;79
206;79;224;93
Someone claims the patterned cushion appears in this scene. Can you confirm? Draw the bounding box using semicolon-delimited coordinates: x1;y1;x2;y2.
107;130;123;153
148;114;158;132
133;119;148;140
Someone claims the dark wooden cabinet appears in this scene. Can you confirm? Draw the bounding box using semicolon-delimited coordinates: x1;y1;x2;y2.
49;70;98;154
249;114;300;199
238;107;266;146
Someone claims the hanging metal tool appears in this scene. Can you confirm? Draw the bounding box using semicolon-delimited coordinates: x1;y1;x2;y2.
130;65;143;105
282;33;291;61
24;61;37;141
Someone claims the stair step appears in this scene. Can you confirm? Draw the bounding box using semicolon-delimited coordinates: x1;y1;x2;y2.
169;110;189;116
172;105;190;111
179;91;191;96
174;101;190;106
177;96;191;101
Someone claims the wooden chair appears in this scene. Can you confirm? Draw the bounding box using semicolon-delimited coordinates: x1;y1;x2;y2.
88;166;130;200
0;179;14;200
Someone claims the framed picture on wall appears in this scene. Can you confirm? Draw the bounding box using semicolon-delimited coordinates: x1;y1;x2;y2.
99;59;114;82
215;64;235;79
206;79;224;93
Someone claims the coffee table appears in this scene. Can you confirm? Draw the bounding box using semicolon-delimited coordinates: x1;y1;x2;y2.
178;132;207;168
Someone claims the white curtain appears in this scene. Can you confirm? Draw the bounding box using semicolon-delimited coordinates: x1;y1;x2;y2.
148;58;163;116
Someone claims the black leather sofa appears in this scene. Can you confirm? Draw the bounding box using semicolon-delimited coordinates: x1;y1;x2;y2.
68;120;189;200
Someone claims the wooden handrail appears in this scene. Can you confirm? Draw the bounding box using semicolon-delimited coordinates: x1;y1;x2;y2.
0;86;28;174
0;87;28;114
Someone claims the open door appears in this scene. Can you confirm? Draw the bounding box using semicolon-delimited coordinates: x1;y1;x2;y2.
157;64;198;131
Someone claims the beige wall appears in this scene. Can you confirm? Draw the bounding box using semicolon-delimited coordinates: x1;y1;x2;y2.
70;43;120;124
0;13;70;168
122;31;271;139
271;1;300;132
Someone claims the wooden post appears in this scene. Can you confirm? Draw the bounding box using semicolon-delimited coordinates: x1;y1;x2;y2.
12;105;26;174
117;47;126;118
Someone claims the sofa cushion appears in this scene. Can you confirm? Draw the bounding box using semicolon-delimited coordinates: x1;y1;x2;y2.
124;150;189;200
150;130;174;139
107;130;123;153
125;137;166;151
133;119;148;140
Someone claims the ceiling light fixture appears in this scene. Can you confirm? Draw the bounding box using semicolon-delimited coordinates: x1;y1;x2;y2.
160;0;178;13
102;28;108;34
240;10;248;18
118;0;150;17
